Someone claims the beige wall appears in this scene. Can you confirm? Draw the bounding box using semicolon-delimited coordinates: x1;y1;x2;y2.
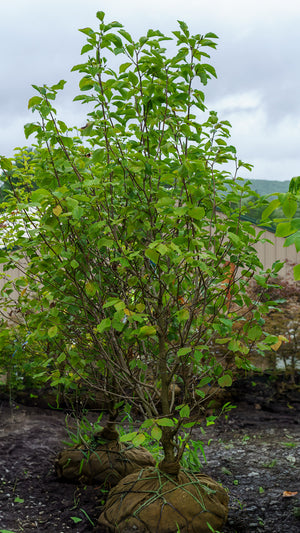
255;227;300;280
0;259;27;308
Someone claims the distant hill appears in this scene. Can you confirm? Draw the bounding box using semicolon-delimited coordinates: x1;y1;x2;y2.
248;179;290;196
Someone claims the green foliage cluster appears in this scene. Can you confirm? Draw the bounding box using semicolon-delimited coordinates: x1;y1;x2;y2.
212;180;294;231
260;176;300;279
0;12;283;464
0;148;35;205
242;188;300;232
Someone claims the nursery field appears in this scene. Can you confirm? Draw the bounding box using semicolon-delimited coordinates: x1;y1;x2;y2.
0;373;299;533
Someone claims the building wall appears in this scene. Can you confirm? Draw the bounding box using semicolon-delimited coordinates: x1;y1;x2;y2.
255;228;300;280
0;259;27;309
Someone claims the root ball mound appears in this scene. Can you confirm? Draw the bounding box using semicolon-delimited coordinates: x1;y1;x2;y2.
98;467;229;532
55;440;155;488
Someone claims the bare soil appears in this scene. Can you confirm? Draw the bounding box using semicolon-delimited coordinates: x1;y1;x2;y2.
0;374;299;533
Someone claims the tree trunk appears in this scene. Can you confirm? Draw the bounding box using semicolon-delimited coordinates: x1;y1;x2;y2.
158;329;177;465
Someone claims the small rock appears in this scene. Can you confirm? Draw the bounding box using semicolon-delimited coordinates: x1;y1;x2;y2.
286;455;296;464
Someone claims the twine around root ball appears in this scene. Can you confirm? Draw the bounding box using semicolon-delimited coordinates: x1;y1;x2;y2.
98;466;229;532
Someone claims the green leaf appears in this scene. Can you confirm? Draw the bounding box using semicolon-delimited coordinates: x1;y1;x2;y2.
48;325;58;338
28;96;43;109
112;316;125;332
235;356;244;369
179;404;190;418
156;243;169;255
119;62;132;73
57;353;66;363
132;433;146;446
228;339;239;352
294;264;300;281
215;338;230;345
119;431;138;442
198;376;211;387
85;281;97;297
60;136;73;149
189;206;205;220
177;347;192;357
81;44;94;55
145;248;159;264
261;199;280;220
275;222;292;238
31;188;51;202
92;149;104;163
96;11;105;21
79;77;95;91
119;29;133;43
51;79;67;91
282;195;297;218
248;325;262;341
0;156;12;171
140;419;154;429
178;20;189;37
78;27;95;37
151;425;162;441
97;237;114;249
289;175;300;194
72;206;84;220
227;232;242;247
177;308;189;322
284;232;300;252
138;325;156;337
254;274;268;287
218;374;232;387
24;122;39;138
96;318;111;333
71;517;82;524
205;32;219;39
182;421;196;428
14;497;24;503
156;418;176;427
103;298;123;309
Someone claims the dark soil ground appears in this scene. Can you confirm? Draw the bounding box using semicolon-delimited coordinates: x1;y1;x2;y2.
0;374;299;533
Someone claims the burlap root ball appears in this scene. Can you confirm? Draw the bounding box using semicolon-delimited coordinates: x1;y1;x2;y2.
55;440;155;488
98;466;229;532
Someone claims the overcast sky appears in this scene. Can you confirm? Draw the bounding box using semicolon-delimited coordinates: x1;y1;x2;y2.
1;0;300;181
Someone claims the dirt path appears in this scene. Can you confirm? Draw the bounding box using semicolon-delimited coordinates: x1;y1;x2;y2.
0;375;299;532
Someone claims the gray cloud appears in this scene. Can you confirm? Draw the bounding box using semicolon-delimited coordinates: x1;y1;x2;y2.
1;0;300;180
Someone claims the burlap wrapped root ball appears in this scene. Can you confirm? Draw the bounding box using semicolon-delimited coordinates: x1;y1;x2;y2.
98;466;229;532
55;437;155;488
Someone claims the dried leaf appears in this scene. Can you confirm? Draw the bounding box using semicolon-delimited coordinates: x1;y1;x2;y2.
271;335;288;351
282;491;298;498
